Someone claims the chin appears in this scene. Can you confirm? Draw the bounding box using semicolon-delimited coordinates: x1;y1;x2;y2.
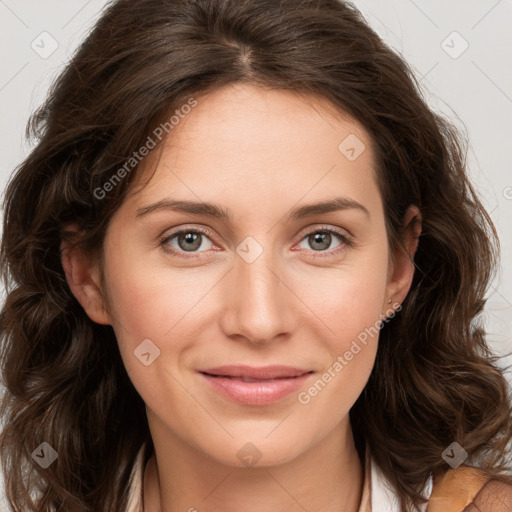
206;435;308;469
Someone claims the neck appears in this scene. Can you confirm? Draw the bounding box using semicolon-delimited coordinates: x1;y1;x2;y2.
143;417;364;512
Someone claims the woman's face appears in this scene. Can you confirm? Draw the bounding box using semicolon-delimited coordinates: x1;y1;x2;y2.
65;83;417;467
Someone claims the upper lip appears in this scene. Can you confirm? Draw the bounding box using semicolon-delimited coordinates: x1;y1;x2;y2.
198;365;312;380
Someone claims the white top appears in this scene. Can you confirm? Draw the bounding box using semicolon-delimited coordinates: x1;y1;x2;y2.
124;442;433;512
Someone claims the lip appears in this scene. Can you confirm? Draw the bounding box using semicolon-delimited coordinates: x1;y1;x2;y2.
197;365;314;405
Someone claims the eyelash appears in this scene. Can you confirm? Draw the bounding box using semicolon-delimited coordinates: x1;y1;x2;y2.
159;225;353;259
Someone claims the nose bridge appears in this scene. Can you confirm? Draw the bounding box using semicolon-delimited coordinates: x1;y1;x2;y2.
220;238;296;343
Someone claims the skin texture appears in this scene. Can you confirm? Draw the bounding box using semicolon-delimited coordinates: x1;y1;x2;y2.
61;83;421;512
465;480;512;511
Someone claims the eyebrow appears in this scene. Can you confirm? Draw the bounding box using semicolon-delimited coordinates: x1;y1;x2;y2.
136;196;370;221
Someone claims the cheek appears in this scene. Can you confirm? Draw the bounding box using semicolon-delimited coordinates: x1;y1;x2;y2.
293;256;387;400
102;245;216;388
100;245;177;369
296;275;383;420
105;268;190;409
319;284;382;383
330;276;387;350
296;255;389;344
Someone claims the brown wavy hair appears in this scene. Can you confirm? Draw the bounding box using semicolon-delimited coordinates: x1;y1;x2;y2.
1;0;511;511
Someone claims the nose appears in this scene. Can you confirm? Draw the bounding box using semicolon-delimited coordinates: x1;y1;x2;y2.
218;247;298;345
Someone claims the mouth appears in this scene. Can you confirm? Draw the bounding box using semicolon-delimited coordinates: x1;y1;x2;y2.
197;365;314;405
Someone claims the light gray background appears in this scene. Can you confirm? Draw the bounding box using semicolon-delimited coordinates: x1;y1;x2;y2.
1;0;511;508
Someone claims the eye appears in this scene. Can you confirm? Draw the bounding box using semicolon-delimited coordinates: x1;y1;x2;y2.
160;227;216;258
294;226;352;257
159;225;353;259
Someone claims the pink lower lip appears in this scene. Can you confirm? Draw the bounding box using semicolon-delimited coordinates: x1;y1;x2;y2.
199;372;313;405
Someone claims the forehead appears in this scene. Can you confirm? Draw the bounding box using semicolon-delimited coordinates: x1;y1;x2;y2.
124;83;381;219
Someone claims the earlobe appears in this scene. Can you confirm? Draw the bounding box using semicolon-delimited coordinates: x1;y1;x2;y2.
60;230;112;326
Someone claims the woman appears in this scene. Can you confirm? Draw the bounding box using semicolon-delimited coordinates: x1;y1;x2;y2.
1;0;511;511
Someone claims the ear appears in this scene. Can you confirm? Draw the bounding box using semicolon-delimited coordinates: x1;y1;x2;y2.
383;205;422;312
60;224;112;325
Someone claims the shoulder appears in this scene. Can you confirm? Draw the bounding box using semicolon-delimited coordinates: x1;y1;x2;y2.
465;479;512;512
